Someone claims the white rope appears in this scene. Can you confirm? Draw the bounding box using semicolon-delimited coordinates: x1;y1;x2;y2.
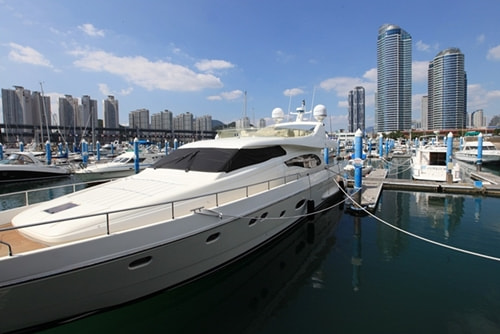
333;177;500;262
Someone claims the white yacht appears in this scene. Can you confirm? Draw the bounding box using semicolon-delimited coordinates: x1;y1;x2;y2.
454;139;500;164
0;103;342;333
73;149;164;181
411;143;461;182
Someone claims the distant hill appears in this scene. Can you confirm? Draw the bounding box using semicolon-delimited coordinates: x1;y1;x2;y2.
212;120;225;130
212;120;237;130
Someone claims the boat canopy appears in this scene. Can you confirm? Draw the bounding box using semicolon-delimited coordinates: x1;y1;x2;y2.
152;146;286;173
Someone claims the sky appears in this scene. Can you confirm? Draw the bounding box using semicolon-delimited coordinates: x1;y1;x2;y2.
1;0;500;132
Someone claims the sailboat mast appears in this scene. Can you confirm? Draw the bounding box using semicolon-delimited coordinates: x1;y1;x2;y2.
39;82;50;143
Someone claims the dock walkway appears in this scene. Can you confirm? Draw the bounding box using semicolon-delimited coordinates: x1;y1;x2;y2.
345;168;500;213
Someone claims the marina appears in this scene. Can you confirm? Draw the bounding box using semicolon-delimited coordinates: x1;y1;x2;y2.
1;128;500;332
0;103;343;333
32;161;500;333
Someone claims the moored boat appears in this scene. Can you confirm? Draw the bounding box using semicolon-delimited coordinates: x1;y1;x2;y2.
0;103;342;333
0;151;71;183
72;149;164;181
411;143;461;182
454;139;500;164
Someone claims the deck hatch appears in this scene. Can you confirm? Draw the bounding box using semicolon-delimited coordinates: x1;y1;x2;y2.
44;202;78;214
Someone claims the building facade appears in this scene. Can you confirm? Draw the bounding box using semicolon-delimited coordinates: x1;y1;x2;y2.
347;86;365;133
421;96;429;130
129;108;150;134
58;95;79;134
427;48;467;130
470;109;485;128
151;109;174;136
103;95;119;129
174;112;194;131
376;24;412;133
194;115;212;133
80;95;98;130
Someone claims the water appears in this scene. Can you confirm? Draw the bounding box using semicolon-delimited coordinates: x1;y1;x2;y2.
36;192;500;333
6;160;500;333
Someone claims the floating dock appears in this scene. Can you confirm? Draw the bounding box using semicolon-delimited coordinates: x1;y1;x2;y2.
345;168;500;213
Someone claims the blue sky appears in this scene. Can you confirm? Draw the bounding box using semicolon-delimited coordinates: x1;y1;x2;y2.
1;0;500;131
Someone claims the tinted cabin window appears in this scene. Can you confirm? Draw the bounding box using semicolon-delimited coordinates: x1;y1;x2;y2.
152;146;286;173
285;154;321;168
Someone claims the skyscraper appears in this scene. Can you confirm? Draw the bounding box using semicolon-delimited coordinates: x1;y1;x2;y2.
347;86;365;133
427;48;467;130
103;95;119;129
80;95;98;130
376;24;412;133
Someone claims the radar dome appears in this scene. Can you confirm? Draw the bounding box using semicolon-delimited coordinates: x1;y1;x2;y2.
272;107;285;122
313;104;327;121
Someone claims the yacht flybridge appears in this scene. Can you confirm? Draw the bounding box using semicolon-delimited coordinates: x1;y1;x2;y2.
0;102;342;332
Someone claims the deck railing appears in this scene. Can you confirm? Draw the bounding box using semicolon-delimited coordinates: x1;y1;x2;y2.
0;179;111;211
0;172;311;250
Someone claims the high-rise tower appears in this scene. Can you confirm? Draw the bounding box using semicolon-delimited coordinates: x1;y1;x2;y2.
348;86;365;133
427;48;467;130
376;24;412;133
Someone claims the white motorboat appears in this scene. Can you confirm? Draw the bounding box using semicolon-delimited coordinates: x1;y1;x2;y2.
0;103;342;333
73;149;164;181
0;151;71;183
411;143;461;182
454;139;500;164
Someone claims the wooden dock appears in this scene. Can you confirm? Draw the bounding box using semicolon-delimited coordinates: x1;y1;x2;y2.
345;168;500;213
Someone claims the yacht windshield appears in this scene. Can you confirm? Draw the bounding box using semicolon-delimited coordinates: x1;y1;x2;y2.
152;146;286;172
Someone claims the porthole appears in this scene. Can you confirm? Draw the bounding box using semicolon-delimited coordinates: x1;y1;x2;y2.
295;199;306;209
128;256;152;270
206;232;220;244
249;217;257;226
260;212;268;219
279;210;286;217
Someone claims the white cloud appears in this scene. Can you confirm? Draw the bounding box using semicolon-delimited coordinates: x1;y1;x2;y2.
98;83;133;96
220;90;243;100
477;34;485;44
467;84;500;112
207;95;222;101
71;49;223;91
412;61;429;83
416;40;431;52
363;68;377;82
98;83;111;95
283;88;304;97
320;76;374;97
78;23;105;37
207;90;243;101
8;43;52;67
487;45;500;61
195;59;234;72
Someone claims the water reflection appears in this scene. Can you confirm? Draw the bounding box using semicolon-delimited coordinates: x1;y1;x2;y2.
351;216;362;291
40;200;345;334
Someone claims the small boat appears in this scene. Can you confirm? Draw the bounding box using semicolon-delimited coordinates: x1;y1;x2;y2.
0;151;71;183
73;149;164;181
343;158;373;177
0;102;342;333
454;139;500;164
411;143;460;182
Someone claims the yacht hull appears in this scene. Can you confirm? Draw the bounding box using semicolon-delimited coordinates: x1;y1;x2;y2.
0;171;341;333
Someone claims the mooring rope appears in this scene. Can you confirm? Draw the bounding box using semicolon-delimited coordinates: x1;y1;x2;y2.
333;177;500;262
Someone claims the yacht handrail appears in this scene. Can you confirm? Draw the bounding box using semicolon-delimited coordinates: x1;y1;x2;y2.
0;171;315;238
